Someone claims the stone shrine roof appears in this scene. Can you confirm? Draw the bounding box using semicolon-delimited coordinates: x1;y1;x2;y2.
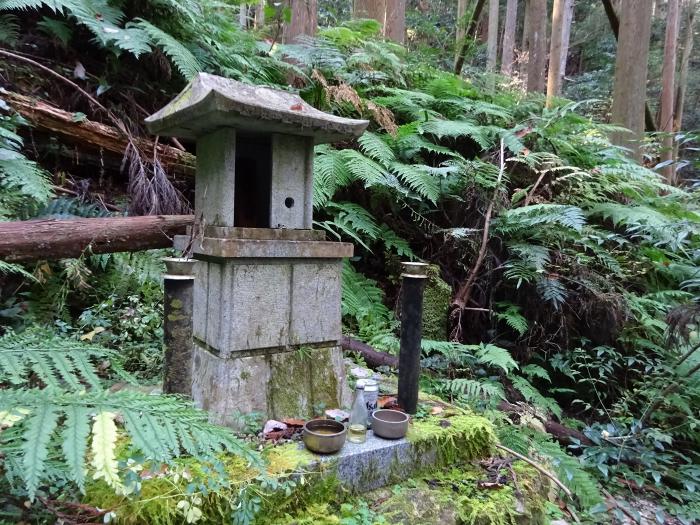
145;73;369;143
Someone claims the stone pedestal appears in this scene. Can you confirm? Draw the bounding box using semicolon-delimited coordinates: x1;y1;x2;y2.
176;229;353;425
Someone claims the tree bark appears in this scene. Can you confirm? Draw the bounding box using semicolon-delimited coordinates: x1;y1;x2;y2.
559;0;574;82
602;0;657;133
340;336;399;368
486;0;500;71
254;0;266;28
520;0;530;81
354;0;386;22
674;0;696;136
283;0;318;43
4;91;195;179
500;0;519;75
456;0;470;63
526;0;547;92
546;0;567;106
385;0;407;42
454;0;488;74
660;0;681;183
0;215;193;262
610;0;654;161
239;3;248;28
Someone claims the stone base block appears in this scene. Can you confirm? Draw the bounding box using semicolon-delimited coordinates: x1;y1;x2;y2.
191;344;350;427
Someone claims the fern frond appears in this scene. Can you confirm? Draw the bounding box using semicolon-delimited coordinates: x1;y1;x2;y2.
341;262;391;324
133;19;201;79
389;162;441;203
358;132;396;164
418;119;492;149
494;303;528;336
62;405;90;491
511;376;561;418
91;411;122;490
22;401;59;500
474;343;518;374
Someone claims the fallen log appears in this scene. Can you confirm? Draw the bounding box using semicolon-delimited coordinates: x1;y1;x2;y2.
3;90;196;179
0;215;193;262
340;335;399;369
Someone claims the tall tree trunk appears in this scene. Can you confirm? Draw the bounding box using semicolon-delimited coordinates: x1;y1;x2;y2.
559;0;574;85
674;0;696;133
546;0;567;106
354;0;386;22
500;0;519;75
487;0;500;70
660;0;681;183
254;0;266;28
282;0;318;43
454;0;488;74
385;0;407;42
239;3;248;28
610;0;653;161
520;0;530;81
456;0;470;63
526;0;547;92
602;0;657;133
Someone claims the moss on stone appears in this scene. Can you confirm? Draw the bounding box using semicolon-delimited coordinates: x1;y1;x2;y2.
422;264;452;340
408;413;497;465
368;462;548;525
268;347;343;419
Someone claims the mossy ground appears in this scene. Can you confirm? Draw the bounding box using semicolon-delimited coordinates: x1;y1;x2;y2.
82;405;545;525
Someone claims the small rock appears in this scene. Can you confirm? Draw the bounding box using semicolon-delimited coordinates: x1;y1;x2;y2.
325;408;349;422
439;419;451;428
350;366;373;379
263;419;287;436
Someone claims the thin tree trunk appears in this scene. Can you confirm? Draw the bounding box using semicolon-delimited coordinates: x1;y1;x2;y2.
385;0;407;42
454;0;488;74
602;0;657;133
500;0;519;75
520;0;530;81
282;0;318;43
239;3;248;28
660;0;681;183
487;0;500;71
674;0;696;135
610;0;653;161
559;0;574;86
354;0;386;22
526;0;547;92
456;0;470;63
546;0;566;106
254;0;266;28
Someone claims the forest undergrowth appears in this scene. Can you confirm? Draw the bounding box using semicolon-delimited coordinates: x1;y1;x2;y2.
0;1;699;523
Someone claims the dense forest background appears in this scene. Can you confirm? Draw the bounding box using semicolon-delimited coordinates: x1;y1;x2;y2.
1;0;700;523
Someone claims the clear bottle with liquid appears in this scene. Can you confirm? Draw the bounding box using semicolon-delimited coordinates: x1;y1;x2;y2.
348;383;369;443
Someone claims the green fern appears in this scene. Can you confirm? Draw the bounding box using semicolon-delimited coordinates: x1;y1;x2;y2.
418;119;492;149
0;13;18;42
0;388;260;500
473;343;519;374
0;329;133;388
511;376;561;418
133;18;201;79
494;303;528;336
341;262;391;325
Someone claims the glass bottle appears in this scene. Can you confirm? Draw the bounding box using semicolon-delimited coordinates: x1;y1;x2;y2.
348;383;369;443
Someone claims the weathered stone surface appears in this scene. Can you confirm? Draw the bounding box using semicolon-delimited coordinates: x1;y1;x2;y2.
193;259;343;355
195;128;237;227
369;487;459;525
192;345;347;424
290;261;342;345
145;73;368;143
191;344;271;426
270;134;313;229
180;237;353;259
197;227;325;241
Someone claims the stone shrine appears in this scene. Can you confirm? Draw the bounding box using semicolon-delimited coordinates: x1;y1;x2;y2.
146;73;368;426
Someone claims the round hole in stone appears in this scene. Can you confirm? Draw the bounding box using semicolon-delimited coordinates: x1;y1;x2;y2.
284;197;295;209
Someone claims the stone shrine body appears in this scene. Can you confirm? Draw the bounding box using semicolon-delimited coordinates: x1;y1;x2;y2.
146;73;368;426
